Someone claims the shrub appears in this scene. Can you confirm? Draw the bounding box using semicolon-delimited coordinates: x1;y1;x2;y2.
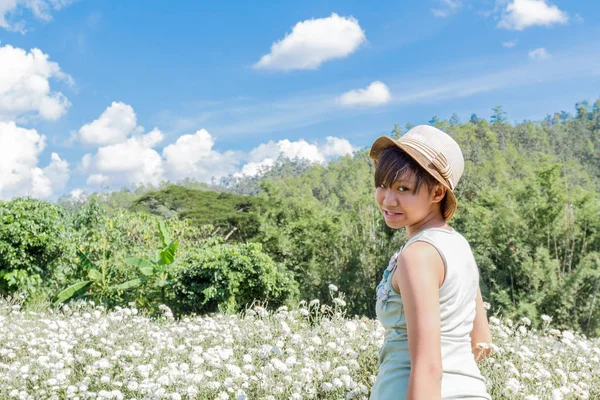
173;238;299;314
0;198;70;295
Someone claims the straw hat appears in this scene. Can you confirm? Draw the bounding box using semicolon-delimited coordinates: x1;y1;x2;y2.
369;125;464;221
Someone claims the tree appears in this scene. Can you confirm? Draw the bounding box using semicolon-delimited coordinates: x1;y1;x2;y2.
576;101;590;121
491;105;507;124
391;123;403;139
450;113;460;126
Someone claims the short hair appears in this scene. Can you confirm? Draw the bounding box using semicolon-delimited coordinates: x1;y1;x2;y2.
373;146;448;214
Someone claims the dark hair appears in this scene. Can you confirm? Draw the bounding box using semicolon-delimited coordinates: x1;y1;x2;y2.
374;146;439;197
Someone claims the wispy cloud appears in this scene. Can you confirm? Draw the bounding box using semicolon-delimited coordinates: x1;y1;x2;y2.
0;0;75;33
502;40;517;48
432;0;462;18
161;43;600;139
528;47;550;60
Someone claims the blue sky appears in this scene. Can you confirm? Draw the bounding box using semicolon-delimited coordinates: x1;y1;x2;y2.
0;0;599;200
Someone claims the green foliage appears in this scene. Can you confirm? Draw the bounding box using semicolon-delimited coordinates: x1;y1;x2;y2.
53;216;186;311
173;238;299;314
53;247;146;306
122;220;181;309
0;198;69;295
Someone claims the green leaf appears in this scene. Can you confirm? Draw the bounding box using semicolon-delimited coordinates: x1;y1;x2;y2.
124;257;156;276
124;257;155;269
88;269;102;281
54;281;93;305
111;278;145;291
158;220;172;248
77;249;95;270
158;240;179;266
156;279;169;288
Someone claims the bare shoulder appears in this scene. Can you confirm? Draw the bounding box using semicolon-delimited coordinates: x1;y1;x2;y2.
399;241;442;265
393;241;445;293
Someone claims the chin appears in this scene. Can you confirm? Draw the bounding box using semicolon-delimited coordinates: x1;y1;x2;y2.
384;220;406;230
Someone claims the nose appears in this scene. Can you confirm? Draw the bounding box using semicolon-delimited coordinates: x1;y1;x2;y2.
382;188;398;207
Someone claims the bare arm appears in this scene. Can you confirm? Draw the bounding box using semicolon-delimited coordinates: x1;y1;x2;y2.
470;285;493;362
394;242;445;400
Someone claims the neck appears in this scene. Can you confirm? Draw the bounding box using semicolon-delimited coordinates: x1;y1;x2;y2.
406;215;449;239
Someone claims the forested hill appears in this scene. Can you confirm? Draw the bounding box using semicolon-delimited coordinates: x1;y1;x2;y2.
130;185;267;242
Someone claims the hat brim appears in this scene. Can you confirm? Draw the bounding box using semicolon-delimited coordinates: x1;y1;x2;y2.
369;136;458;221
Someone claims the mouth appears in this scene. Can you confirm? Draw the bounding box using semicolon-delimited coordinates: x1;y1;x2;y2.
383;210;403;219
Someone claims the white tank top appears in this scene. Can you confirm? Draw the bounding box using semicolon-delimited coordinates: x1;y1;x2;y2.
370;226;491;399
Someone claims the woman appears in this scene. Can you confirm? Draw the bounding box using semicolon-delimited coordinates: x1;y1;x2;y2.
369;125;493;400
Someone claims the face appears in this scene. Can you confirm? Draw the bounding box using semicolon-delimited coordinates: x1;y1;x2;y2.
374;168;446;230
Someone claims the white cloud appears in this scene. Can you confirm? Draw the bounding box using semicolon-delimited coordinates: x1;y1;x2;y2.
0;0;74;33
236;159;275;178
0;44;71;121
69;188;87;203
0;120;69;199
86;174;108;186
78;106;244;188
236;136;356;178
320;136;356;158
163;128;241;183
498;0;568;30
254;13;366;71
336;81;391;107
249;139;324;163
82;128;165;187
40;152;69;192
77;102;140;146
502;40;517;48
528;47;550;60
432;0;462;18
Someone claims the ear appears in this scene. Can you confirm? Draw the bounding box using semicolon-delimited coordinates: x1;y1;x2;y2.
431;183;447;204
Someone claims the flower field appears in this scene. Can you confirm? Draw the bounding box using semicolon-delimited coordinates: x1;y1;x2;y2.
1;293;599;400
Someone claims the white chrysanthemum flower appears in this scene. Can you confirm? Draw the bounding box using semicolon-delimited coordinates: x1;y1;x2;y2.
552;388;564;400
333;298;346;307
541;314;553;323
216;391;229;400
505;377;521;394
298;308;310;317
562;331;575;341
